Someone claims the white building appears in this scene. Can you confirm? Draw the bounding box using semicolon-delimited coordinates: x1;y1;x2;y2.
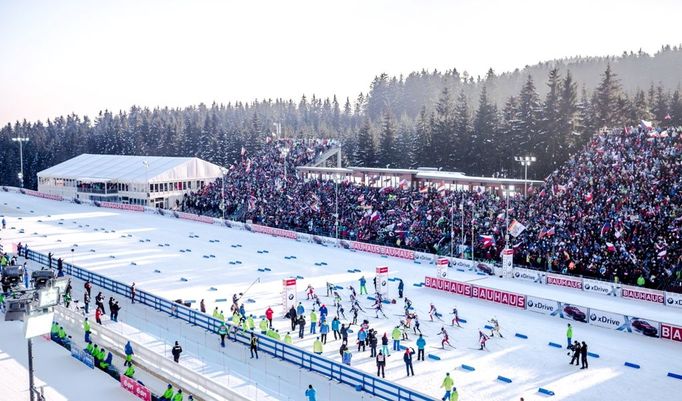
37;154;225;208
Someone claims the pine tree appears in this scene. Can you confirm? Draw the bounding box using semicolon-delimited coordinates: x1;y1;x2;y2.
557;70;579;159
377;111;397;168
669;89;682;126
594;64;623;127
517;75;542;163
652;85;670;123
541;68;562;172
451;91;470;169
472;86;499;176
413;107;432;167
431;87;454;169
355;119;376;167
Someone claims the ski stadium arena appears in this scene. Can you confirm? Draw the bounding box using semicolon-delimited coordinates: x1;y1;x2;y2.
1;132;682;401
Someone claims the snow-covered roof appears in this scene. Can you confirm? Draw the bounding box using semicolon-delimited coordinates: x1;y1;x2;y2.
37;154;224;183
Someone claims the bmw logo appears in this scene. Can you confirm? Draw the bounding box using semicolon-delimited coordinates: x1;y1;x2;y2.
440;272;447;278
585;284;590;290
288;294;294;300
590;313;597;321
514;272;520;277
382;280;387;286
668;297;674;304
528;300;534;307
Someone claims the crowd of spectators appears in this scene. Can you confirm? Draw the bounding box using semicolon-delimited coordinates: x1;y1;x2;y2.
181;126;682;292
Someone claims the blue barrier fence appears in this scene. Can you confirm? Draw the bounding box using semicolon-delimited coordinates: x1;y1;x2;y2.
26;249;435;401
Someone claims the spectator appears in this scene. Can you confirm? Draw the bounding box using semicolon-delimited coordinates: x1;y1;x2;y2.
172;341;182;363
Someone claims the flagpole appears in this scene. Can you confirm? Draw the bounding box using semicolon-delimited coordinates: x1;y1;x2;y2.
450;194;454;258
471;203;475;266
460;202;464;257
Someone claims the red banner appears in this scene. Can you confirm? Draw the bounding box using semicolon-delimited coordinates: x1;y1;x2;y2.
100;202;144;212
176;211;214;224
471;285;526;309
120;374;151;401
347;240;414;260
621;285;665;304
424;277;472;296
661;323;682;342
546;273;583;290
251;224;298;239
24;189;63;201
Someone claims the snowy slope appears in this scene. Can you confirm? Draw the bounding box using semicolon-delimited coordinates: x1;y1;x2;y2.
1;191;682;401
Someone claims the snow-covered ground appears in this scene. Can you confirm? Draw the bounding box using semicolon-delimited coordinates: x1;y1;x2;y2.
0;319;138;401
1;191;682;401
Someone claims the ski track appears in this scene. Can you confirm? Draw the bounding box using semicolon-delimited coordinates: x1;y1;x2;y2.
1;191;682;401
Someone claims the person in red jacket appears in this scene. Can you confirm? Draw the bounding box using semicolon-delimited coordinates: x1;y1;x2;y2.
95;307;103;324
265;307;274;328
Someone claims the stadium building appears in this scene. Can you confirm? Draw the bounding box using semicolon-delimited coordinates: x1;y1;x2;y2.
37;154;224;208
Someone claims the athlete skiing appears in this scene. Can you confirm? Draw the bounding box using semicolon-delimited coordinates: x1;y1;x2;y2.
429;303;443;322
373;299;387;318
478;329;489;350
450;307;462;327
488;317;503;338
438;327;453;348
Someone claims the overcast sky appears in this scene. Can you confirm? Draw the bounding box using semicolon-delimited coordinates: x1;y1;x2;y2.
1;0;680;125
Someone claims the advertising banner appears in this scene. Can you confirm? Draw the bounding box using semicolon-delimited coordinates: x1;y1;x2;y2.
424;276;472;296
312;235;337;247
628;316;661;338
501;248;513;277
588;308;627;330
621;285;665;304
71;347;94;369
661;322;682;342
470;285;526;309
174;211;214;224
120;374;152;401
24;189;64;201
98;201;144;212
665;291;682;309
557;303;589;323
251;224;298;239
513;267;546;284
340;240;414;260
546;273;583;290
436;257;449;279
376;266;389;297
582;278;621;297
525;295;559;315
282;278;297;313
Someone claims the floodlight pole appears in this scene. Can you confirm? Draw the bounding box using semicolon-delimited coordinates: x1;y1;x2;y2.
220;167;228;221
514;156;536;196
11;135;30;188
335;174;339;239
143;160;149;207
28;336;35;401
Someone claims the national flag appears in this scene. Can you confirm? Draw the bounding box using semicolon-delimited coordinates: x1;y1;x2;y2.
437;182;446;193
600;222;611;237
658;250;667;258
245;158;252;173
537;227;547;239
241;146;247;156
664;113;672;120
508;219;526;237
584;193;593;203
479;235;495;248
370;210;381;222
357;194;365;203
496;212;505;221
399;178;408;189
606;242;616;252
419;187;428;194
248;195;256;211
545;227;555;237
640;120;653;131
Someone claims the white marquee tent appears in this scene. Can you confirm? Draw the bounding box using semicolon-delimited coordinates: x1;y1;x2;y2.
37;154;225;208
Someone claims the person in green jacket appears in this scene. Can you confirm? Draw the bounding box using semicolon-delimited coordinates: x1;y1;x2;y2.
231;311;240;327
391;326;402;351
313;337;323;354
50;322;59;341
637;275;645;286
161;384;174;401
566;323;573;349
124;364;135;378
83;318;91;333
86;342;94;355
247;315;255;330
259;318;269;334
172;389;183;401
440;372;454;401
212;307;220;319
310;310;318;334
284;332;293;345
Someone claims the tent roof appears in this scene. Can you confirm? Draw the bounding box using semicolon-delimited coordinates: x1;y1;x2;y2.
37;154;225;183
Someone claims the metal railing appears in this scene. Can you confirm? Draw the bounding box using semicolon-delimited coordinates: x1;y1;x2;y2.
26;249;435;401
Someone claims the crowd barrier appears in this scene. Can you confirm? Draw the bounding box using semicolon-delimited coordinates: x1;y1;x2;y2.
424;276;682;344
25;249;435;401
54;305;250;401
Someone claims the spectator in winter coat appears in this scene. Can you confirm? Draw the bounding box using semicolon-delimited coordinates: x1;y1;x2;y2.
296;302;305;317
331;317;341;340
403;348;415;376
441;373;454;401
357;328;367;352
416;334;426;361
398;279;404;298
218;324;228;347
83;292;90;314
566;323;573;349
313;337;323;354
376;351;386;378
95;307;103;324
305;385;317;401
570;341;581;365
172;341;182;363
369;330;378;357
309;310;318;334
381;333;390;356
340;324;348;344
250;333;259;359
391;326;402;351
580;341;588;369
320;320;329;344
288;305;297;330
298;316;306;339
161;384;174;401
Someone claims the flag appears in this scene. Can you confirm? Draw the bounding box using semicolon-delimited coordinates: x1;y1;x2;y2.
241;146;247;156
640;120;653;131
419;187;428;194
545;227;555;237
606;242;616;252
399;178;408;189
496;212;505;221
600;222;611;237
537;227;547;239
479;235;495;248
245;158;252;173
508;219;527;237
665;113;672;120
248;195;256;211
437;182;446;193
357;194;365;203
584;193;593;203
370;210;381;222
658;250;667;258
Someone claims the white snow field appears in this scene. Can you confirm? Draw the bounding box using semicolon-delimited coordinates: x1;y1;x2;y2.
1;191;682;401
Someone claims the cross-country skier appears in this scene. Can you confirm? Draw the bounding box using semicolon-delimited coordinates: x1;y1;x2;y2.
413;315;422;335
438;327;453;348
404;297;413;313
306;284;315;300
488;317;503;338
373;299;387;318
478;329;489;350
429;303;442;322
450;307;462;327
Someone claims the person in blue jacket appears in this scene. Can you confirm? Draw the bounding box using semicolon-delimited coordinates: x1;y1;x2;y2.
319;320;329;344
398;279;405;298
359;276;367;295
416;334;426;361
331;317;341;340
296;302;305;317
319;304;328;321
357;328;367;352
305;384;317;401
